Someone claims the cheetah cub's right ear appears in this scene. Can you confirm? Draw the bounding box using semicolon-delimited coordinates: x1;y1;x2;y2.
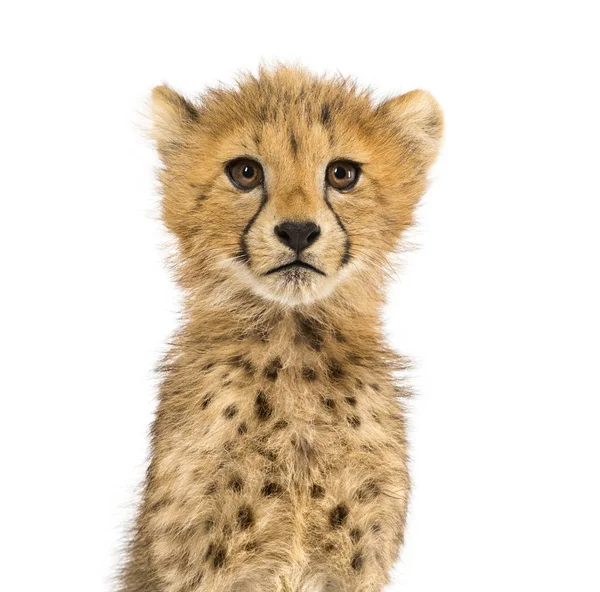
150;84;199;157
379;89;444;165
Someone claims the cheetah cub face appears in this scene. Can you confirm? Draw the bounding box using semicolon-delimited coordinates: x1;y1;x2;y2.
151;67;442;305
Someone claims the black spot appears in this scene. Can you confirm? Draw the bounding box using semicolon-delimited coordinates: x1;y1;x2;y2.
255;391;272;421
228;475;244;493
289;131;298;155
347;354;363;365
204;543;214;561
330;504;349;528
261;481;283;497
324;542;335;552
350;528;362;542
371;522;381;533
200;394;213;410
202;362;215;372
296;315;323;351
241;359;255;374
237;421;248;435
259;448;277;462
347;415;361;428
223;404;238;418
370;383;380;392
321;103;331;126
345;396;357;407
356;480;380;500
333;328;346;343
213;546;227;569
328;361;345;381
237;505;255;530
205;482;217;495
264;358;282;381
229;355;255;374
302;367;317;381
273;419;288;430
311;484;325;499
323;398;336;411
204;518;215;533
351;551;364;571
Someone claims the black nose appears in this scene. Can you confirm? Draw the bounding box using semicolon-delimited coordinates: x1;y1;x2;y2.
274;221;321;254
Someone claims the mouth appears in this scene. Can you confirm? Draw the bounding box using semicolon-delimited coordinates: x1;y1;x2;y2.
264;260;326;276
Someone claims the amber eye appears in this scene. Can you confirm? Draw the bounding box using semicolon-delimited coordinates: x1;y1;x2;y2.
326;161;360;191
226;158;264;191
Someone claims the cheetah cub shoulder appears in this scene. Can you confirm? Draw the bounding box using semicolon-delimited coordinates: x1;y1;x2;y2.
120;66;443;592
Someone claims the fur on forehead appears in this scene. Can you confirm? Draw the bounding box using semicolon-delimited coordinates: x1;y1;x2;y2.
151;65;443;170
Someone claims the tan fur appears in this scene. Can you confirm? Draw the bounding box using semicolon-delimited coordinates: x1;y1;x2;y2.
120;65;443;592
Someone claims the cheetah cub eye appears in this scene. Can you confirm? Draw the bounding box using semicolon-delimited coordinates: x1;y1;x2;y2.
226;158;264;191
326;161;361;191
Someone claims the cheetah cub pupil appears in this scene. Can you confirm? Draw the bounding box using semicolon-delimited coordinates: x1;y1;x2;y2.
120;66;443;592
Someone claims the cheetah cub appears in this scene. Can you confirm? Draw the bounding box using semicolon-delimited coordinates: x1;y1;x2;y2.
120;66;443;592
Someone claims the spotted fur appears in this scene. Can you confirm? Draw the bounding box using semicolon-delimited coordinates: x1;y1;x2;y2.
119;65;443;592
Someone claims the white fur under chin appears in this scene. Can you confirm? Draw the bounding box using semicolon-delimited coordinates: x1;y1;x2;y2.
217;255;365;307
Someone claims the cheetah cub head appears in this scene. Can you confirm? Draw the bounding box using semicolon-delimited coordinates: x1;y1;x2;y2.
151;66;443;306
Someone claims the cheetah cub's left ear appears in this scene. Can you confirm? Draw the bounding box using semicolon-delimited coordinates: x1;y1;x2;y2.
379;90;444;165
150;85;199;155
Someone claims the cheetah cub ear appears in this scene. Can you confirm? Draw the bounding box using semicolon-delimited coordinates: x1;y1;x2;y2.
150;85;199;155
379;89;444;165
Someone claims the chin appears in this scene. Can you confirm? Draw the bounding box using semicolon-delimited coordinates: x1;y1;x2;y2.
224;256;361;308
260;272;337;306
244;266;340;307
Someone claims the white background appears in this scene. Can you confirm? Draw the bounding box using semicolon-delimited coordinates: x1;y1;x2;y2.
2;2;599;591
